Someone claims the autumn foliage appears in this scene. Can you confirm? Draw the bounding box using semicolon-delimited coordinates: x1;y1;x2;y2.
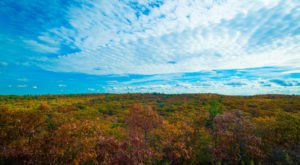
0;94;299;164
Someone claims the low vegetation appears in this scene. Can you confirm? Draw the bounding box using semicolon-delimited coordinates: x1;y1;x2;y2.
0;94;299;164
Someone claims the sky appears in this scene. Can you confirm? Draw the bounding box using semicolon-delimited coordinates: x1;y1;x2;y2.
0;0;300;95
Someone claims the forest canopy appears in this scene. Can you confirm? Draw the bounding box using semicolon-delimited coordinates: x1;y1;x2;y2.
0;94;299;164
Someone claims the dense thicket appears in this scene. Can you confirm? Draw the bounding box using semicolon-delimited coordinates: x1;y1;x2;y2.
0;94;299;164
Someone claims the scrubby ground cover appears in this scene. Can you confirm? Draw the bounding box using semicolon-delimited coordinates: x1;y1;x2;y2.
0;94;299;164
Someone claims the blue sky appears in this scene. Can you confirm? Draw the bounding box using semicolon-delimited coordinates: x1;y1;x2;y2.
0;0;300;95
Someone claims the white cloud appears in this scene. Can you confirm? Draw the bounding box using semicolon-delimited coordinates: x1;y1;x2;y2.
105;76;300;95
44;0;283;49
42;29;300;75
24;40;59;53
87;88;95;91
28;0;300;76
16;78;29;82
17;84;27;88
58;84;67;87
